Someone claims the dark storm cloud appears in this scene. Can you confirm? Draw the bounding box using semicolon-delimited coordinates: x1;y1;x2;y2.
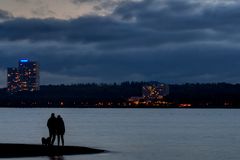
0;9;13;20
0;1;238;44
71;0;118;4
1;0;240;85
0;16;136;43
114;0;240;32
72;0;95;3
72;0;125;12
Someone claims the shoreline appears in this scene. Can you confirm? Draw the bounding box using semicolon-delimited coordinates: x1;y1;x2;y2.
0;143;106;158
0;106;238;109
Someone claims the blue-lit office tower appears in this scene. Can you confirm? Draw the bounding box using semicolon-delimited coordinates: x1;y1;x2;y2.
18;59;40;91
7;67;20;92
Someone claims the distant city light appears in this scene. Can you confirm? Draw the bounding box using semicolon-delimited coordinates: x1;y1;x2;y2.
128;83;170;106
20;59;29;63
7;59;40;93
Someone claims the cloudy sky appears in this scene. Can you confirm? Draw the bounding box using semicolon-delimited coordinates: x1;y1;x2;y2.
0;0;239;87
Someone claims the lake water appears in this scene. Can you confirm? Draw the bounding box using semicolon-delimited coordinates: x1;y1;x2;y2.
0;108;240;160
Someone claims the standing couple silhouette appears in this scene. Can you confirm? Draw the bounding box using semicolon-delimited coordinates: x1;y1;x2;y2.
47;113;65;146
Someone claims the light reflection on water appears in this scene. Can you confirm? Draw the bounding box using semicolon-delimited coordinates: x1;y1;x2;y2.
48;156;64;160
0;108;240;160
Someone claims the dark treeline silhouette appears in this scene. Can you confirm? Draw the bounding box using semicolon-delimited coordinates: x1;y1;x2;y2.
0;82;143;107
2;82;240;107
166;83;240;107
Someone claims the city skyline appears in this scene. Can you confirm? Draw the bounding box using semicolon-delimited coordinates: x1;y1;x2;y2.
7;59;40;92
0;0;240;87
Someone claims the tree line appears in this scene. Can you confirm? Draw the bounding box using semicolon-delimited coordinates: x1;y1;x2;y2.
1;82;240;107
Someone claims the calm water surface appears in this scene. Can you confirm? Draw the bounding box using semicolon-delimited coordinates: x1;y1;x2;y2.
0;108;240;160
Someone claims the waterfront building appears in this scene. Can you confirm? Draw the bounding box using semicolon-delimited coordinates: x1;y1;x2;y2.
128;83;169;105
142;83;169;100
7;59;40;92
7;67;20;93
18;59;40;91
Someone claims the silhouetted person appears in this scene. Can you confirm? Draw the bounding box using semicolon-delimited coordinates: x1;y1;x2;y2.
56;115;65;146
47;113;57;145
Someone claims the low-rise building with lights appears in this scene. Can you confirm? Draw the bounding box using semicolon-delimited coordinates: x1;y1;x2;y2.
142;83;169;100
128;82;169;106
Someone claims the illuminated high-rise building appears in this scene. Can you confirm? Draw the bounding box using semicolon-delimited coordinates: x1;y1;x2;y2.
18;59;40;91
7;67;20;93
7;59;40;92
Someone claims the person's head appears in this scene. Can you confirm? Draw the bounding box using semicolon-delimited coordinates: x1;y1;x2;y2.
51;113;55;117
57;115;61;119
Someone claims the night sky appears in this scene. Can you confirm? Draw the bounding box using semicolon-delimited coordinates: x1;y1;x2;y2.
0;0;239;87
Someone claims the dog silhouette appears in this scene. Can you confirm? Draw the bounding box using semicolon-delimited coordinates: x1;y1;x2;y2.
41;137;51;146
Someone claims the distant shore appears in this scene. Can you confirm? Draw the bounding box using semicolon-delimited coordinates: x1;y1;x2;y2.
1;83;240;108
0;105;239;108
